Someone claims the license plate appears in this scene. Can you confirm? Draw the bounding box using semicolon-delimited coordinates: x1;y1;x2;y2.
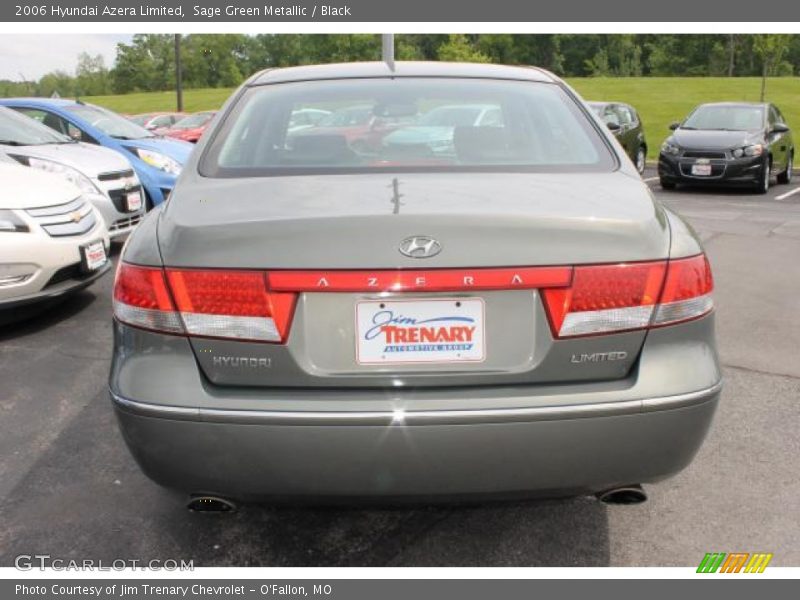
126;190;142;212
355;298;485;365
691;163;712;176
81;241;107;271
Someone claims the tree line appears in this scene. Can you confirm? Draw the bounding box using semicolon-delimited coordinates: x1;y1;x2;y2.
1;34;798;98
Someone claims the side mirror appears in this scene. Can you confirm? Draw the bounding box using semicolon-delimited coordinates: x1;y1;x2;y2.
669;122;680;131
771;123;790;134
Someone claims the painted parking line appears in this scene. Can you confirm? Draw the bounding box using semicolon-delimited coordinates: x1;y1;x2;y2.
642;176;660;183
775;186;800;201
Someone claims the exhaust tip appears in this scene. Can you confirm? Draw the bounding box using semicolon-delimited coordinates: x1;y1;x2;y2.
596;484;647;505
187;495;237;513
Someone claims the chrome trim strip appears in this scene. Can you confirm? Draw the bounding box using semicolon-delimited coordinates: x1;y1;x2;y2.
110;381;722;427
25;196;85;217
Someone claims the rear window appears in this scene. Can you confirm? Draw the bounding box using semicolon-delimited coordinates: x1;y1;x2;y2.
201;78;615;177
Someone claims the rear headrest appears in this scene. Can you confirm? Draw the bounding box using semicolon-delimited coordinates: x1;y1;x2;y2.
453;127;512;163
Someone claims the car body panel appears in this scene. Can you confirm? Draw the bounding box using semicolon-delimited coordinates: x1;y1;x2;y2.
110;62;720;500
157;172;669;269
110;314;719;499
589;101;647;172
0;163;110;309
659;102;794;188
0;98;193;206
1;139;144;239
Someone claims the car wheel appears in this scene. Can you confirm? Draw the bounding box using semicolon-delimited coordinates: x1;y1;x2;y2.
635;147;646;174
755;159;770;195
660;177;676;190
777;152;793;185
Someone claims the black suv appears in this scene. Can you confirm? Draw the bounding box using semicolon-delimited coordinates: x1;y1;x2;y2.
589;101;648;174
658;102;794;194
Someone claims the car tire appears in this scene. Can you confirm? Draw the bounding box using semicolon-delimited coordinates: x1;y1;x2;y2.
777;151;793;185
635;147;647;174
660;178;676;190
755;159;770;195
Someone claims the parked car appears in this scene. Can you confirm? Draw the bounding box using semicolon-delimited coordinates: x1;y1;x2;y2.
658;102;794;194
293;104;406;153
159;111;216;143
0;161;110;319
288;108;331;133
110;62;720;505
0;99;193;207
382;104;503;157
588;101;648;174
0;106;145;239
130;112;185;131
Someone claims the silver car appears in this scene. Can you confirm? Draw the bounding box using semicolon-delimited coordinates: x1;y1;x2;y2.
110;62;721;507
0;106;145;239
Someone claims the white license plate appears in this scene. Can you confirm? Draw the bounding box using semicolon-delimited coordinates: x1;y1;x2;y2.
691;163;712;176
126;190;143;212
355;298;486;365
82;241;107;271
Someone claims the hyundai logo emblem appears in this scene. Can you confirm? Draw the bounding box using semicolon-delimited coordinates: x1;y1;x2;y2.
398;236;442;259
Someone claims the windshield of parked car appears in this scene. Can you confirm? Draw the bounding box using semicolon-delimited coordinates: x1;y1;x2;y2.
173;112;214;129
0;106;72;146
683;105;765;131
66;104;155;139
129;114;152;127
202;78;614;176
417;105;485;127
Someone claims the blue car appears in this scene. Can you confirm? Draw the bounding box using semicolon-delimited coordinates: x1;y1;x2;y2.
0;98;193;207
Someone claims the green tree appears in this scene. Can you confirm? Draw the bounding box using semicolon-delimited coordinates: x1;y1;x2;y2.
437;35;490;63
753;34;792;100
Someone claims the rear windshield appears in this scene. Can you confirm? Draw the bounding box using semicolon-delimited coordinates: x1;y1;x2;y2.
201;78;615;177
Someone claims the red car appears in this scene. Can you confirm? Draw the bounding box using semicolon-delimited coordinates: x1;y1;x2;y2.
160;111;216;143
297;105;407;153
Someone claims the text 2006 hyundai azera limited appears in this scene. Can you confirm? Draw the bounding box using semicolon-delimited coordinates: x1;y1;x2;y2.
110;62;721;505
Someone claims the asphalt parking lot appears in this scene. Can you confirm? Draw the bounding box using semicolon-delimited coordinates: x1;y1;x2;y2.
1;168;799;567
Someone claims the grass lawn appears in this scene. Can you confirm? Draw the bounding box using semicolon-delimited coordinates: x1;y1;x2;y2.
569;77;800;159
85;76;800;160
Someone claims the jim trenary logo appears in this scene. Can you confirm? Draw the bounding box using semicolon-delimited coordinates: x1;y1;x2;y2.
697;552;773;573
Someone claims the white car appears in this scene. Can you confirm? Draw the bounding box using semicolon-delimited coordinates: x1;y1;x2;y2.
0;161;110;314
0;106;145;240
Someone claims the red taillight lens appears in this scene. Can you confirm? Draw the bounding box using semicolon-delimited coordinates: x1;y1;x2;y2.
652;254;714;326
542;254;713;338
112;263;184;334
165;269;296;342
113;264;297;342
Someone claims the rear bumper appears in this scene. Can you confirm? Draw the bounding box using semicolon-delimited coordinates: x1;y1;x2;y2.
111;380;720;500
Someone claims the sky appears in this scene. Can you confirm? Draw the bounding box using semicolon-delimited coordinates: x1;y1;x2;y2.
0;34;133;81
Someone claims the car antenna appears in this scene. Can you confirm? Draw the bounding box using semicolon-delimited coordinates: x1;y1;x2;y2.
382;34;395;72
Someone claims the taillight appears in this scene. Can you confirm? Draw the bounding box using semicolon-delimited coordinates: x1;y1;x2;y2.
652;254;714;326
165;269;296;342
113;263;184;334
542;254;713;338
112;264;297;343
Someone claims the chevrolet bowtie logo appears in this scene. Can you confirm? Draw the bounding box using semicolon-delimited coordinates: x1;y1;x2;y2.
398;236;442;259
70;210;83;223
